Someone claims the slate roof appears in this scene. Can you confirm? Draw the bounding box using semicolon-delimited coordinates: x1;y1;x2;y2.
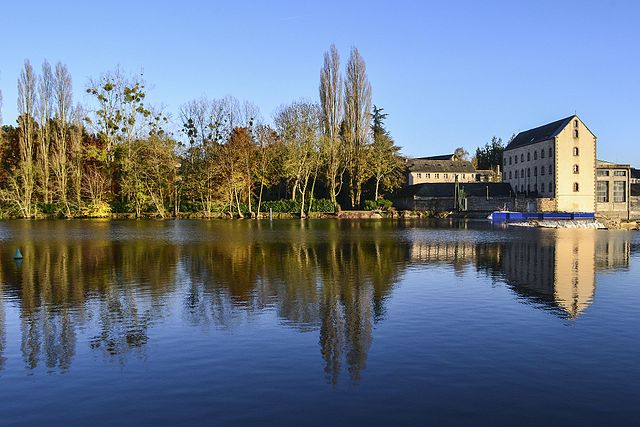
505;115;576;151
406;159;475;173
393;182;514;199
415;154;455;161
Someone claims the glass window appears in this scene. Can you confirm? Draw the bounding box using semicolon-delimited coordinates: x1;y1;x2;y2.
574;129;579;138
534;166;537;176
534;151;537;160
573;147;579;156
549;147;553;157
597;181;609;203
515;170;519;179
614;181;626;202
541;149;545;159
527;168;530;177
527;152;531;161
573;164;579;174
573;182;579;192
541;166;545;175
417;173;421;178
509;171;512;179
614;170;627;176
548;182;553;193
597;170;609;177
521;154;524;162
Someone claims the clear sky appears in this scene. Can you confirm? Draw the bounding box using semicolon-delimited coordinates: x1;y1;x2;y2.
0;0;638;164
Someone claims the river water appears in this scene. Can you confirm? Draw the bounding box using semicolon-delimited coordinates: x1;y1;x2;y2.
0;219;638;426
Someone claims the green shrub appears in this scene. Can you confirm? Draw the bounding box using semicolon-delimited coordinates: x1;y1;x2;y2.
363;200;378;211
363;199;393;211
310;198;335;213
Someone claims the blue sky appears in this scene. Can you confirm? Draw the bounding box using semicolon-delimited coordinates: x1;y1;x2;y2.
0;0;638;164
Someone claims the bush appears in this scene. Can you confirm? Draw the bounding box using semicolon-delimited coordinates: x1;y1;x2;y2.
363;199;393;211
80;201;112;218
259;198;335;213
310;198;335;213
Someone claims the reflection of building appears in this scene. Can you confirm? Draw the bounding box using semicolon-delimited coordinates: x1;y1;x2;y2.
596;160;631;219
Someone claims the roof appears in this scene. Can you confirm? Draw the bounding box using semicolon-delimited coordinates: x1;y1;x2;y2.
597;160;631;169
407;159;475;173
505;115;576;151
632;183;640;197
632;168;640;179
393;182;514;199
415;154;456;161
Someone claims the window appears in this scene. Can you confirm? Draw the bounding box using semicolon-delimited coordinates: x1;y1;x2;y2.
597;181;609;203
534;166;538;177
574;119;578;128
597;170;609;177
527;152;531;161
435;173;439;179
573;164;579;174
548;182;553;193
527;184;530;192
462;174;466;179
521;169;524;179
549;164;553;174
541;166;545;175
574;129;579;138
614;181;626;202
417;173;422;179
573;182;579;192
534;183;537;192
426;173;430;179
527;168;530;177
534;151;538;160
444;174;448;179
573;147;579;156
515;170;519;179
521;154;524;162
549;147;553;157
509;156;512;165
509;171;512;179
614;170;627;176
541;149;545;159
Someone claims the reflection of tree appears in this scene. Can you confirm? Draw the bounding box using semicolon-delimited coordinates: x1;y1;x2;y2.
0;278;5;371
1;221;178;370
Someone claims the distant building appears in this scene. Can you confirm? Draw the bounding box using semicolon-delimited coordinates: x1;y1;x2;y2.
631;168;640;184
502;115;596;213
631;183;640;219
406;156;477;185
595;160;631;219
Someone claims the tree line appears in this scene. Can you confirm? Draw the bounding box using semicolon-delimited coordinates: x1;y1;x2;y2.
0;45;405;218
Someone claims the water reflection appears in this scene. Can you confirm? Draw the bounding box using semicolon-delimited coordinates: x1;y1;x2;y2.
0;220;635;381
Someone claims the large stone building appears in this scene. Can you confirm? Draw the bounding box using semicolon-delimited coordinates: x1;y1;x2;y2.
502;115;596;213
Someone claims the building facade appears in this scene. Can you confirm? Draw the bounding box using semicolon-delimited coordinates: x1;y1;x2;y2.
595;160;631;219
502;115;596;213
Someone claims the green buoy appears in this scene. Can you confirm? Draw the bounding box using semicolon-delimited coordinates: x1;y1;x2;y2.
14;248;23;260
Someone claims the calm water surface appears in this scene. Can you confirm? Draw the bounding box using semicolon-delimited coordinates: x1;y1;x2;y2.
0;219;639;426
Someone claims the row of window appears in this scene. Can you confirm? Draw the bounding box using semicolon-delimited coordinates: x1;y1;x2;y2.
597;181;627;203
508;164;555;180
597;170;627;177
514;182;555;193
415;173;473;180
505;147;554;166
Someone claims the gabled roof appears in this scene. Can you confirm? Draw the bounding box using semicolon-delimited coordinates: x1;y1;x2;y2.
393;182;514;199
505;115;576;151
407;159;475;173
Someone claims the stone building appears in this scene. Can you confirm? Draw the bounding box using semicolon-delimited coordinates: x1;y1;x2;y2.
392;182;514;212
595;160;631;219
406;154;477;185
502;115;596;213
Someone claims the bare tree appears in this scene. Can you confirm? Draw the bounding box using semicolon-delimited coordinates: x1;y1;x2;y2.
344;47;372;208
319;44;346;211
37;60;54;204
5;60;38;217
51;62;73;215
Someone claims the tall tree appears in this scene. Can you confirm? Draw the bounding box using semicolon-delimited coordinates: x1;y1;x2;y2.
344;47;372;208
319;44;345;210
369;106;404;200
37;60;54;204
50;62;74;214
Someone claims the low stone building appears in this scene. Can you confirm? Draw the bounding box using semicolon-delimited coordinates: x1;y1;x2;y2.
392;182;515;212
406;155;477;185
596;160;631;219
